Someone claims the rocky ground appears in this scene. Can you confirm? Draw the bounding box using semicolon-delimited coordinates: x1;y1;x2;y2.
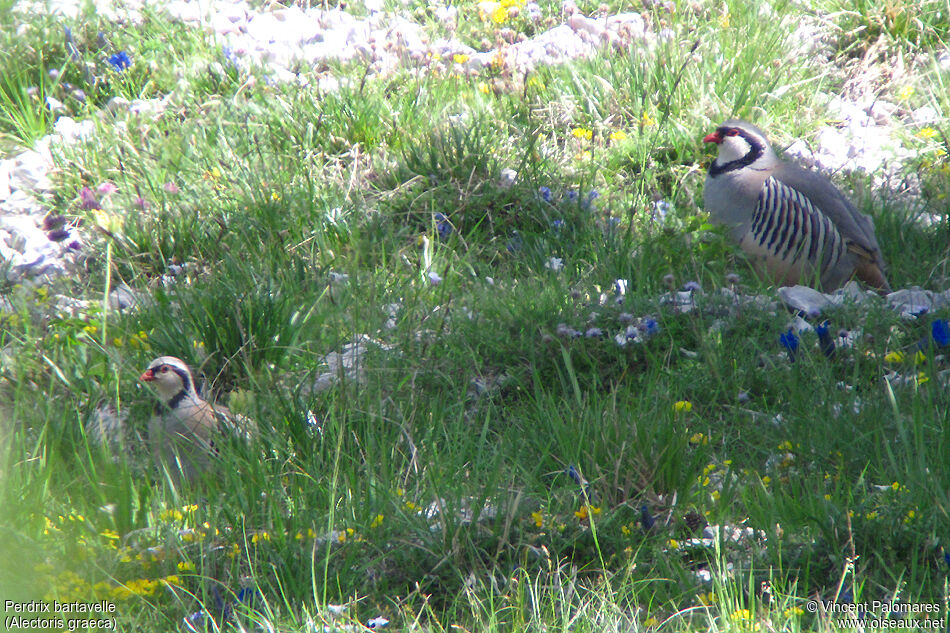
1;0;945;299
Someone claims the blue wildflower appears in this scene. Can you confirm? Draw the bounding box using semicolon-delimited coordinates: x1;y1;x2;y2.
566;464;595;502
222;46;239;68
566;464;582;485
683;280;701;292
567;190;578;202
779;329;799;361
552;219;564;229
581;190;599;210
639;504;656;530
641;317;660;337
816;321;835;358
932;320;950;347
108;51;131;71
236;586;258;608
64;27;81;62
538;186;552;202
434;212;452;240
943;550;950;569
651;199;671;222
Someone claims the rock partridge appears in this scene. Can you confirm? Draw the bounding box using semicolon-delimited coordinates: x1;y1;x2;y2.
141;356;256;485
703;119;890;293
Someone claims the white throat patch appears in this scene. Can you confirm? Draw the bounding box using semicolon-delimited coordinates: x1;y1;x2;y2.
714;135;753;166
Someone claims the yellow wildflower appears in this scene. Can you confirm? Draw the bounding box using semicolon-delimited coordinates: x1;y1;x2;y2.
609;130;628;142
453;54;470;64
916;127;938;139
673;400;692;413
370;514;385;529
730;609;752;621
688;432;708;446
641;112;657;127
884;351;904;363
572;127;593;140
531;511;543;528
897;85;915;100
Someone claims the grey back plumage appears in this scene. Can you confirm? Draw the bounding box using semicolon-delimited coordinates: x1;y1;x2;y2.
703;120;889;292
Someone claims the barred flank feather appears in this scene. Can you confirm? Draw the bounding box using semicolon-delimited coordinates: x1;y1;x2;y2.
749;178;846;280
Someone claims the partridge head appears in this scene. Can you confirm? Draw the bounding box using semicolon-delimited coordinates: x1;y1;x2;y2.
703;120;890;293
141;356;256;485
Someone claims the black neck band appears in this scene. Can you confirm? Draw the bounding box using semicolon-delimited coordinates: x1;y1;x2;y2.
708;129;764;177
167;389;188;410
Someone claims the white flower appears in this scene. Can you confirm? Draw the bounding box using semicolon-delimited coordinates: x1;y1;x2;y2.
544;257;564;272
499;167;518;188
427;271;442;285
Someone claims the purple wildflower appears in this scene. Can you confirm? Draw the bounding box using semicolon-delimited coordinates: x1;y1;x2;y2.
79;187;100;210
47;229;70;242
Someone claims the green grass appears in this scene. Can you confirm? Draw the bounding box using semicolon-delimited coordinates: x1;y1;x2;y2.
1;0;949;631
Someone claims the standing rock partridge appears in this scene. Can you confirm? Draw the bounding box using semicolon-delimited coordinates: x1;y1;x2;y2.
141;356;257;485
703;119;890;293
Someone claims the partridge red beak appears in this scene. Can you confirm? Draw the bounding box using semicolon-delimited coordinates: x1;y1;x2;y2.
703;131;723;144
140;369;155;382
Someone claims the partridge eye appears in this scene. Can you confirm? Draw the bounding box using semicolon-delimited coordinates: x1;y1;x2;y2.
725;129;739;137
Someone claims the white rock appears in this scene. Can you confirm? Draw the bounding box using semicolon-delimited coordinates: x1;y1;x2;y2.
777;285;832;316
0;159;13;200
10;149;52;191
887;287;936;317
0;190;43;214
53;116;95;143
